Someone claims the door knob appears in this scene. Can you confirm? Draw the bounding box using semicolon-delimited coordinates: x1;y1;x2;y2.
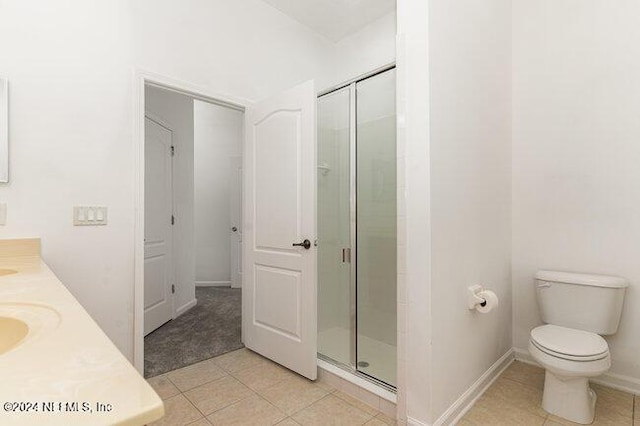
292;239;311;250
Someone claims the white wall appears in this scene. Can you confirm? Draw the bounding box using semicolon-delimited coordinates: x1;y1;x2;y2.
145;85;195;313
397;0;431;423
330;11;396;88
132;0;337;102
0;0;135;354
403;0;513;423
0;0;385;360
193;101;243;285
512;0;640;384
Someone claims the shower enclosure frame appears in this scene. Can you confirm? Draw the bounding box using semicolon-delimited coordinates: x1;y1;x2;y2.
317;63;397;393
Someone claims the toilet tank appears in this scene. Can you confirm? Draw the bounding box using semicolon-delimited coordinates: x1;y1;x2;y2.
535;270;628;335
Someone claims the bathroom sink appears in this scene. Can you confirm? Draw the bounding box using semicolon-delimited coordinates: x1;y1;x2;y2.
0;317;29;354
0;269;17;277
0;303;61;356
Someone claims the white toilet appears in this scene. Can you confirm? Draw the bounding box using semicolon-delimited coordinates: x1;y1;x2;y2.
529;270;628;424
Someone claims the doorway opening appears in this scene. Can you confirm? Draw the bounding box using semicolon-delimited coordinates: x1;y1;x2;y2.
134;75;321;383
141;81;245;378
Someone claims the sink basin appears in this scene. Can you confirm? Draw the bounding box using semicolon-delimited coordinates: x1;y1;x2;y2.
0;303;61;356
0;269;17;277
0;317;29;354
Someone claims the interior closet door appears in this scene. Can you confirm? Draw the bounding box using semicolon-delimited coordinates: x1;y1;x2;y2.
243;80;318;380
144;117;174;336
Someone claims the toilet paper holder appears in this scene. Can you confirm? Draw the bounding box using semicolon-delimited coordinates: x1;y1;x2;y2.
467;285;489;310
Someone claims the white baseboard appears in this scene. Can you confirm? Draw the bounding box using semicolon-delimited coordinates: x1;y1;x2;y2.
406;346;640;426
433;348;515;426
196;281;231;287
512;347;536;365
175;298;197;317
513;347;640;396
407;417;429;426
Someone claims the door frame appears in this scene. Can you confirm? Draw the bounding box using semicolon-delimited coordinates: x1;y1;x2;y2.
143;112;176;328
133;69;249;372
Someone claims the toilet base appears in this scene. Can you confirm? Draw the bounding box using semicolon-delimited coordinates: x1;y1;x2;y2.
542;370;596;424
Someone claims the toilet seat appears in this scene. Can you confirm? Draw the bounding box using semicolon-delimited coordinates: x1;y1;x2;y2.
530;325;609;361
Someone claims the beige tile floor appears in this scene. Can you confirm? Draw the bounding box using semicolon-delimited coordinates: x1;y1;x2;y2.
461;361;639;426
147;348;396;426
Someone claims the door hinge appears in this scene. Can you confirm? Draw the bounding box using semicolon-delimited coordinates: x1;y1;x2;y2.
170;146;175;156
171;215;175;225
171;284;175;294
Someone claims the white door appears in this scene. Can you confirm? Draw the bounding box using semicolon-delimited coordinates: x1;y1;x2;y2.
243;80;317;380
230;156;243;289
144;117;174;336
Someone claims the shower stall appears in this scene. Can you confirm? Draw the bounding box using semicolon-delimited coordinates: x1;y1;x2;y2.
317;67;397;389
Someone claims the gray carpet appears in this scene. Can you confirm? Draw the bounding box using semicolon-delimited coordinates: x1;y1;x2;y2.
144;287;243;378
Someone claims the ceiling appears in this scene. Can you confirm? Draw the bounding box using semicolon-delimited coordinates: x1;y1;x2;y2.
260;0;396;42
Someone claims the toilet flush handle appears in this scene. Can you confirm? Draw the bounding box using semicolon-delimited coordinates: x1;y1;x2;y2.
538;281;551;288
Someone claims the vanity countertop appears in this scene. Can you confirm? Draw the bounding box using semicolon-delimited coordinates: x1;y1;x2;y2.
0;239;164;425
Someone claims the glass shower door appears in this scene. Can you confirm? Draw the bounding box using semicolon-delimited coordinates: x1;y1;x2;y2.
317;87;352;367
317;67;397;388
356;69;397;386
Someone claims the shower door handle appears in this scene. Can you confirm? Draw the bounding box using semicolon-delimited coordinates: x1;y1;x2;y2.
292;239;311;250
342;248;351;263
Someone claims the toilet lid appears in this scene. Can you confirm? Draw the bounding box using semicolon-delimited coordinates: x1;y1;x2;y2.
531;325;608;360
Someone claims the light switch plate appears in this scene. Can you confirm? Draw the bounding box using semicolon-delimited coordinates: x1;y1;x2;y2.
74;206;107;226
0;203;6;225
